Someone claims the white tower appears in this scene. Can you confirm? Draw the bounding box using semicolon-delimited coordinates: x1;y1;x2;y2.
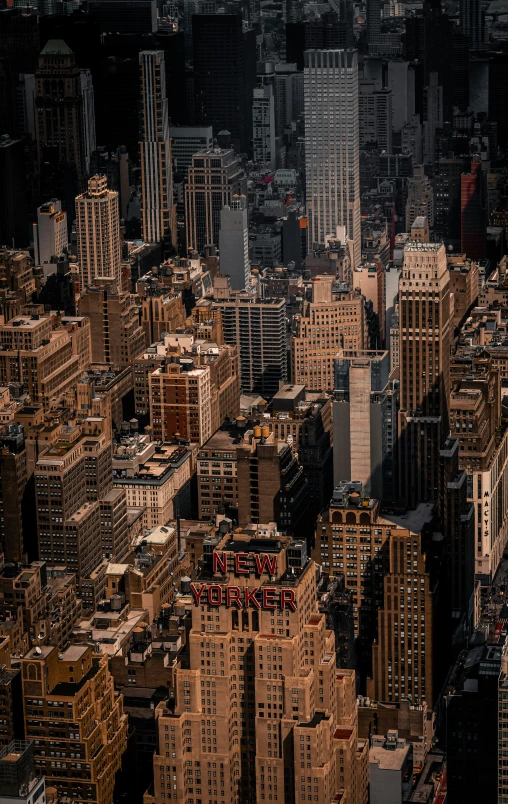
304;49;361;266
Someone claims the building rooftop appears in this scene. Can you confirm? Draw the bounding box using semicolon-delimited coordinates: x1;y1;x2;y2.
40;38;73;55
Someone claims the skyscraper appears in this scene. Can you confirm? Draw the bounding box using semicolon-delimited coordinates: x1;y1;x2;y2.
185;148;246;254
398;220;452;508
459;0;483;49
35;40;96;196
139;50;176;247
304;50;361;266
192;14;257;155
461;158;486;261
75;175;122;291
219;196;250;291
252;86;276;169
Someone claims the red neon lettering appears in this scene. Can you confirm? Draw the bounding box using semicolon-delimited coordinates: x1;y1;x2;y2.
235;553;249;575
280;589;297;611
255;554;278;576
213;551;228;573
262;588;277;609
190;583;206;606
226;586;242;608
244;587;261;609
207;585;223;606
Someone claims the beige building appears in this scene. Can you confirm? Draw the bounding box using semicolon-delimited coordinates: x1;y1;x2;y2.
113;437;195;529
447;254;479;327
21;644;127;804
0;314;87;409
291;276;367;391
76;175;122;291
143;525;368;804
79;279;146;365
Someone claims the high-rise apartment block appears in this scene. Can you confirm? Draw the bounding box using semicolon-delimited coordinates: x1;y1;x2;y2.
368;528;435;707
185;149;247;254
291;276;367;391
0;741;45;804
32;199;68;276
144;526;369;804
139;51;176;247
21;645;127;804
76;175;122;291
78;280;146;365
0;424;28;563
219;196;250;291
149;359;212;446
398;227;451;508
304;50;361;265
359;81;393;152
212;288;287;398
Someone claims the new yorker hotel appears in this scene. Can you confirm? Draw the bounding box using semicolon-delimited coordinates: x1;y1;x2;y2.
144;526;366;804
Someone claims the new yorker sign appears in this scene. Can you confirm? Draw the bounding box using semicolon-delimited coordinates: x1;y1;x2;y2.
190;551;297;611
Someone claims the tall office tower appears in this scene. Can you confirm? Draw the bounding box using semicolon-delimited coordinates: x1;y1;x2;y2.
0;314;87;410
219;196;250;291
169;125;213;180
149;359;212;446
252;86;277;169
423;73;443;166
35;40;96;196
387;61;415;132
404;0;453;118
368;528;435;707
185;149;247;254
288;10;354;67
333;350;397;501
291;276;367;392
192;14;257;155
139;51;176;248
461;159;486;261
0;742;45;804
434;157;469;241
304;50;361;266
359;82;393;152
367;0;382;52
212;286;287;397
78;280;146;364
33;199;68;276
144;527;369;804
76;175;122;291
398;221;451;508
273;64;303;135
459;0;483;49
21;645;127;804
405;166;435;230
89;0;157;33
0;135;29;249
0;425;28;563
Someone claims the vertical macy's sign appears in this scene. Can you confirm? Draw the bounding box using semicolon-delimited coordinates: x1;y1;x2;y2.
190;551;297;611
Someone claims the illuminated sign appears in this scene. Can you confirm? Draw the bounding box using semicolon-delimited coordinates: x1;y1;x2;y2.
190;551;297;610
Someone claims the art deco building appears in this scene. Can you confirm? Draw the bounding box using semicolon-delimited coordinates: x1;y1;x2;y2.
185;149;246;254
291;277;367;392
76;175;122;291
35;40;96;194
143;525;368;804
21;644;127;804
398;222;452;508
139;51;176;247
304;50;361;265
